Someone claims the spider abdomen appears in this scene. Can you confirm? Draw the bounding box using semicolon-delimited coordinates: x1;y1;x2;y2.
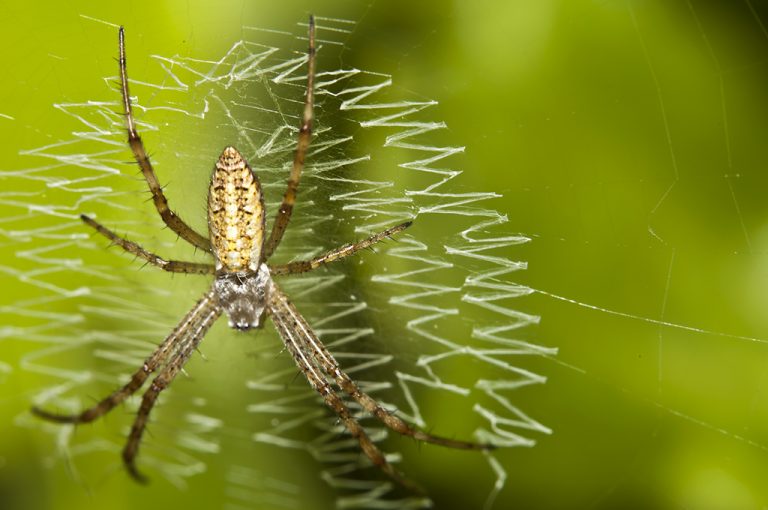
208;147;266;272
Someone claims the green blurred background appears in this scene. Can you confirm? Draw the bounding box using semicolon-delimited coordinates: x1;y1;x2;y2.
3;0;768;509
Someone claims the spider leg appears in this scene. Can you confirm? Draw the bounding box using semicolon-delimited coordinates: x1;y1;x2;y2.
32;290;219;424
122;292;221;482
269;221;412;276
268;279;423;493
319;386;424;493
318;352;491;450
262;15;316;261
118;27;211;253
81;214;215;274
269;280;493;452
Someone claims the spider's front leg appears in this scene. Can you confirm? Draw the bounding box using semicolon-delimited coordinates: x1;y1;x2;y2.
120;292;220;482
33;290;221;482
31;290;215;424
266;274;495;490
267;279;424;493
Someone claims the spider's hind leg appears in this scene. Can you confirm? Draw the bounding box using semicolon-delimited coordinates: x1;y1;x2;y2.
269;221;412;276
81;214;215;274
117;26;211;253
262;15;316;260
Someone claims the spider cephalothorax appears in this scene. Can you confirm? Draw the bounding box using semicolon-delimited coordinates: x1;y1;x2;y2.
32;16;492;491
213;266;271;330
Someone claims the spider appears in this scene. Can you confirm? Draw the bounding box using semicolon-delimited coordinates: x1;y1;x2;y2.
32;16;492;491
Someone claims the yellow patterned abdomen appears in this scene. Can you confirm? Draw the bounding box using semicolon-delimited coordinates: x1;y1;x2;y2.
208;146;265;272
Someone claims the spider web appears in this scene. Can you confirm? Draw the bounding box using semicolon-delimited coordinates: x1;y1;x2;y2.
1;15;548;509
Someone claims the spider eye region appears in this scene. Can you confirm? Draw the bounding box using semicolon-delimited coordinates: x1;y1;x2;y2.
214;265;271;331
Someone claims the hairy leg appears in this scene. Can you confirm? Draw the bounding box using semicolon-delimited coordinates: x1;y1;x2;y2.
81;215;215;274
268;279;422;492
262;15;316;260
121;294;221;482
268;280;492;451
269;221;411;276
118;27;211;252
32;290;219;424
